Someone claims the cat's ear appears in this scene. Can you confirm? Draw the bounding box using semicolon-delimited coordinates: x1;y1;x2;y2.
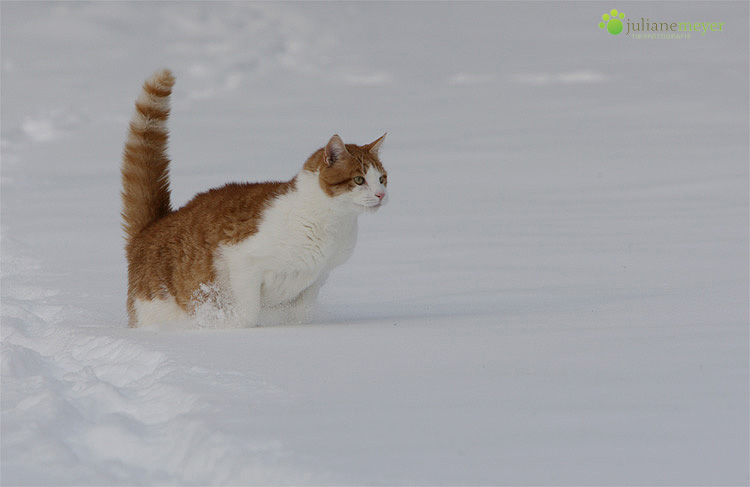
367;133;387;156
324;134;348;166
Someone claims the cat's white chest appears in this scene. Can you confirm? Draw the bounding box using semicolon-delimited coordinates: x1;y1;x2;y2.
215;173;358;308
255;199;357;303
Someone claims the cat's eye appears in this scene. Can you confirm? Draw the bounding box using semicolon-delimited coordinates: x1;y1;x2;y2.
379;175;386;184
353;176;365;185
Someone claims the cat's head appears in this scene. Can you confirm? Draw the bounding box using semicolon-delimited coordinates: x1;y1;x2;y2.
304;134;388;213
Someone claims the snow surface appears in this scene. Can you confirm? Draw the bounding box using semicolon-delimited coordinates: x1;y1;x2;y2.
1;2;748;485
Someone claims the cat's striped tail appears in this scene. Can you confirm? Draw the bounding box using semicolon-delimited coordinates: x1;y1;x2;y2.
121;68;175;242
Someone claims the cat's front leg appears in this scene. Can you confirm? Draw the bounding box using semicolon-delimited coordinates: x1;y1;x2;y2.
281;278;325;323
227;271;263;327
284;274;328;324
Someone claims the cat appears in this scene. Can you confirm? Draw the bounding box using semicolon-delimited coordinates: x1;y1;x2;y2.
121;68;388;328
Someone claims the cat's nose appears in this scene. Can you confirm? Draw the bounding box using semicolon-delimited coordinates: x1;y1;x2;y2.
375;191;385;200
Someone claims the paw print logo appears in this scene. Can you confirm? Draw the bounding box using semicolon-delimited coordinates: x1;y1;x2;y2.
599;9;625;35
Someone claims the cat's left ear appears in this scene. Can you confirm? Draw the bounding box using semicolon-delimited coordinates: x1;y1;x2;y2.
367;133;387;156
325;134;349;166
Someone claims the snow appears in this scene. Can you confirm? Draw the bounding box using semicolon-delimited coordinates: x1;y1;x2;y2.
1;2;748;485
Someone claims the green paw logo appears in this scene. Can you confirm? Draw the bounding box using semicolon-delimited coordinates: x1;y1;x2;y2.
599;9;625;35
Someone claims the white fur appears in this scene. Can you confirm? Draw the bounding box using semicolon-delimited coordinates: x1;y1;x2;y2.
213;166;387;327
134;295;188;325
354;164;388;210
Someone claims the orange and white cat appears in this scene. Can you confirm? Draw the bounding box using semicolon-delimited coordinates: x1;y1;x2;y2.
121;69;388;327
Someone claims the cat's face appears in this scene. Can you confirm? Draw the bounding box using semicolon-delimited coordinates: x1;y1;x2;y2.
311;134;388;213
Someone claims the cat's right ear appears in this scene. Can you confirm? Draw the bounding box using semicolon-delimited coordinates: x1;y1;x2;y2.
367;133;386;156
324;134;348;166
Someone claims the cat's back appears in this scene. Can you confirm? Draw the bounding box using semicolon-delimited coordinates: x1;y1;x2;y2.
142;180;296;244
129;181;291;273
